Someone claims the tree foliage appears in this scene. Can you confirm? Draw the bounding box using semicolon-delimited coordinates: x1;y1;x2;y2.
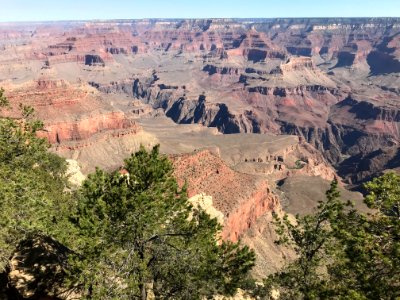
329;173;400;299
262;179;343;300
0;88;68;272
66;145;255;299
262;174;400;300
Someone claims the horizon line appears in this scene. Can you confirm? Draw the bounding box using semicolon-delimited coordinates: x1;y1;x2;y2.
1;16;400;24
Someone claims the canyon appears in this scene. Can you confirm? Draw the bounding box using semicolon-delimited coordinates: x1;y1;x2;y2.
0;18;398;277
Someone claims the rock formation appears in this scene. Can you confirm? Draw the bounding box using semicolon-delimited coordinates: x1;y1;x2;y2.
172;150;280;241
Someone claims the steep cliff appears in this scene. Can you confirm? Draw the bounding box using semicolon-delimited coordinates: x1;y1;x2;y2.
171;150;280;242
4;79;144;156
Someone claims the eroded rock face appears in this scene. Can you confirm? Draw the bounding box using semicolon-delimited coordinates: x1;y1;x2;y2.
172;150;280;242
84;54;105;67
188;193;225;225
66;159;85;186
241;211;296;278
3;79;143;153
170;149;319;277
37;111;140;144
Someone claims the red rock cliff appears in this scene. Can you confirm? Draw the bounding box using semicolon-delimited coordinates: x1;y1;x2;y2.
172;150;279;242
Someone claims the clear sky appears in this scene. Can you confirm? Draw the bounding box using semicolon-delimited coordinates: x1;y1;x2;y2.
0;0;399;22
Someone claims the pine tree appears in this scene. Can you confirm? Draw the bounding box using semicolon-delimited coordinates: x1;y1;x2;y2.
0;88;69;272
263;179;343;300
329;173;400;299
262;174;400;299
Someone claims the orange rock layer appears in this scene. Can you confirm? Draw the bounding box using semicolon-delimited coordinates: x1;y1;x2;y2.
37;111;140;144
4;79;142;145
172;150;279;242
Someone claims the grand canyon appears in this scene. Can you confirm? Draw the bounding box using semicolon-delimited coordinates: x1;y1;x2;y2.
1;17;400;295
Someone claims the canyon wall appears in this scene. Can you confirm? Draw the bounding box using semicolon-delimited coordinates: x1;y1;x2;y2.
171;150;280;242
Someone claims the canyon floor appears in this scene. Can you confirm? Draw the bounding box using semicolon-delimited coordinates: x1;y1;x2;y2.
0;18;398;276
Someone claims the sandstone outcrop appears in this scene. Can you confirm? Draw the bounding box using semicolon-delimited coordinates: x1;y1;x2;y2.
3;79;143;154
171;150;280;242
188;193;225;225
37;112;140;144
66;159;85;186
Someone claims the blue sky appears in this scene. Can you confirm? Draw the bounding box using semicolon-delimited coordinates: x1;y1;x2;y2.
0;0;399;22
